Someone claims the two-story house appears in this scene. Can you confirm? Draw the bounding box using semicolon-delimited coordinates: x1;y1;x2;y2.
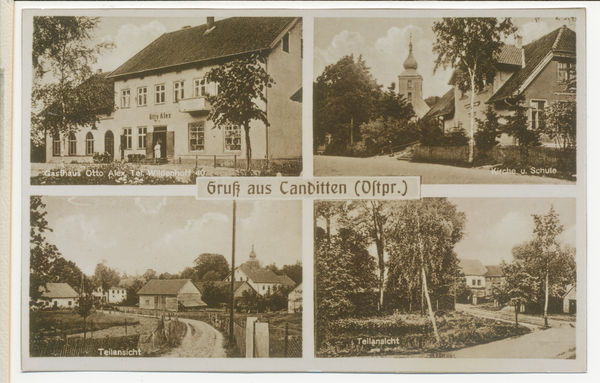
46;17;302;165
458;259;488;298
426;25;576;146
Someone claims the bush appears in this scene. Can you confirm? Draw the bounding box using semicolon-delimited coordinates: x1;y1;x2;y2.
93;152;113;164
127;154;147;163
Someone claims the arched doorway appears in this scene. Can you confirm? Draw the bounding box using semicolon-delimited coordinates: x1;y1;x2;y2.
105;130;114;159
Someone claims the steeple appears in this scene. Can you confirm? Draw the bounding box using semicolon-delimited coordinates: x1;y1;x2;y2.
403;34;418;70
246;243;260;268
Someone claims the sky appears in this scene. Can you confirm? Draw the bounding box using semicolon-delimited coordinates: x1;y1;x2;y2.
40;197;302;277
314;17;576;100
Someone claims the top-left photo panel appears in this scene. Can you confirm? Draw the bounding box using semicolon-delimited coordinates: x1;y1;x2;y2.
25;10;303;185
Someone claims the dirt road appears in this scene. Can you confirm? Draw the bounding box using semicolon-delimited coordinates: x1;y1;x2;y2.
162;318;225;358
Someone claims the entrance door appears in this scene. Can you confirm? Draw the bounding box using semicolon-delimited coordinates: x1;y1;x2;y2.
105;131;114;159
153;127;167;158
569;299;576;314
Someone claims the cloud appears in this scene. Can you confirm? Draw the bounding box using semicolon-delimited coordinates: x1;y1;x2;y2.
134;197;167;215
375;25;423;55
162;212;229;244
67;197;91;206
506;21;550;45
314;30;365;78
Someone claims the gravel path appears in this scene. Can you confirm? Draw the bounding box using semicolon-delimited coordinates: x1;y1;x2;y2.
162;318;225;358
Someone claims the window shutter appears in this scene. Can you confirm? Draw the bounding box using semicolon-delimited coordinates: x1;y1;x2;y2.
146;132;153;158
167;131;175;158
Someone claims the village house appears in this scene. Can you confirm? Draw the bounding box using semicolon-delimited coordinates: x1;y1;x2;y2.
426;25;576;145
137;279;206;311
563;284;576;314
37;283;79;309
223;245;296;295
458;259;488;299
287;282;302;313
45;16;302;165
194;280;256;300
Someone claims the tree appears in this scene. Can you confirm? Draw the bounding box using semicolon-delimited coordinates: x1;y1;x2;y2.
158;272;172;280
31;16;115;159
47;257;85;292
124;279;145;306
373;87;415;122
30;196;61;302
313;55;380;149
193;253;230;282
474;106;502;154
265;263;283;275
361;117;418;156
433;18;516;163
496;260;539;329
282;261;303;285
542;100;576;151
201;270;221;282
424;96;441;108
502;95;541;150
75;293;95;339
386;199;466;343
93;261;120;296
204;54;274;170
142;269;157;281
201;282;229;308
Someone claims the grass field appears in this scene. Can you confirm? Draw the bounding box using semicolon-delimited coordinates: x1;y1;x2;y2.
30;310;141;337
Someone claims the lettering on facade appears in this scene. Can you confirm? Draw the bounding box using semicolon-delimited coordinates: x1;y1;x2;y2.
149;113;171;120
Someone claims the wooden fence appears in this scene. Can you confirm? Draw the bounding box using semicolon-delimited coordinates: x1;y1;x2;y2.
30;334;140;357
413;146;470;163
269;322;302;357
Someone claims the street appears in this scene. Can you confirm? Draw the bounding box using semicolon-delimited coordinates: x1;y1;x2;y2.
314;155;574;184
162;318;226;358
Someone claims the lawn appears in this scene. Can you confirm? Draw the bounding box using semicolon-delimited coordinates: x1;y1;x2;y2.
316;311;530;357
30;309;140;338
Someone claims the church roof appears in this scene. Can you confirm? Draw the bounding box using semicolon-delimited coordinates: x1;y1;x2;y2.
238;263;284;283
403;42;418;70
423;88;455;119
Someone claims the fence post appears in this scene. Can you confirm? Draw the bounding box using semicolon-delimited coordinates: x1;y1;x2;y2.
234;155;237;170
214;155;217;168
285;322;289;358
91;319;94;337
125;318;127;336
246;317;258;358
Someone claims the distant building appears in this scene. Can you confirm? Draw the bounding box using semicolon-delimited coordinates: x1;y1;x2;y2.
37;283;79;309
223;245;296;295
563;284;576;314
194;280;256;299
288;282;302;313
137;279;206;311
458;259;488;298
397;37;430;118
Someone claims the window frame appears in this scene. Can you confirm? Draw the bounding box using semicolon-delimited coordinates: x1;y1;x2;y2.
138;126;147;149
68;133;77;156
155;84;166;104
282;32;290;53
52;134;61;156
224;124;242;152
557;62;575;84
86;132;95;155
194;79;207;97
407;80;412;89
137;86;147;106
189;122;205;152
123;127;133;150
173;81;185;103
121;89;131;108
407;92;412;102
530;99;547;130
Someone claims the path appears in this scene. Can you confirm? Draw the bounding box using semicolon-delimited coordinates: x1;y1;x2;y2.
162;318;225;358
314;155;573;184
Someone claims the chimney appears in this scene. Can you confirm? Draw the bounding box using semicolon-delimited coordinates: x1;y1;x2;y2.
207;17;215;29
515;35;523;49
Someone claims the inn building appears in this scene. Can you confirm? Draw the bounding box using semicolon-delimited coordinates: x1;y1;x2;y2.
45;17;302;164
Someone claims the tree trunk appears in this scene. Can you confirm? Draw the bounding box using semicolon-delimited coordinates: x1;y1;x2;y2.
350;115;354;145
83;317;86;339
244;124;252;171
422;267;441;344
515;305;519;329
468;74;475;163
544;270;549;327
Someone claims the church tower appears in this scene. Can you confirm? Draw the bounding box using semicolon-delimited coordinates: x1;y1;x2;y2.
246;243;260;268
397;36;430;118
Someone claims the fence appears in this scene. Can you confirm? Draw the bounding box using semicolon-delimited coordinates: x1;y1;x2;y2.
269;322;302;357
30;334;140;357
413;145;470;163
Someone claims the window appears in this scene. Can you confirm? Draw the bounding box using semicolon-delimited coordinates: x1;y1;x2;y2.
174;81;184;102
282;32;290;53
68;133;77;155
408;80;412;89
530;100;546;130
477;280;481;286
123;128;132;149
558;62;575;83
224;125;241;151
53;134;61;156
407;92;412;102
301;38;303;58
155;84;165;104
138;127;147;149
472;280;476;286
86;132;94;155
194;79;206;97
68;301;72;306
189;122;205;151
137;87;147;106
121;89;130;108
263;285;266;291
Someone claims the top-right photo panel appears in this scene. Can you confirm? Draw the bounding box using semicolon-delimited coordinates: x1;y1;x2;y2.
313;14;581;184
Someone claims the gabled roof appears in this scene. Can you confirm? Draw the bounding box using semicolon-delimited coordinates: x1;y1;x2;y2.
39;283;79;299
137;279;194;295
484;265;503;278
497;45;522;66
238;263;285;284
563;284;576;298
423;88;455;119
488;26;576;104
194;281;254;295
459;259;488;276
109;17;299;79
278;274;297;286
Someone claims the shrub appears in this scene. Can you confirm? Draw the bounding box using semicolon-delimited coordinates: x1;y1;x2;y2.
93;152;113;164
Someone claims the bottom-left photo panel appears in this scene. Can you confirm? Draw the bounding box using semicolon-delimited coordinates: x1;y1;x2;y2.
25;196;303;364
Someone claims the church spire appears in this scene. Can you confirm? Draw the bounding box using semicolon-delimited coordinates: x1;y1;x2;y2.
403;34;418;70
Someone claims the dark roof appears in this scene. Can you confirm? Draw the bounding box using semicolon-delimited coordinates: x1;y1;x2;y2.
488;26;576;103
459;259;487;276
238;263;285;283
39;283;79;299
290;87;303;103
497;44;522;66
137;279;194;295
194;281;249;294
278;274;296;286
423;88;455;119
109;17;299;78
484;265;503;277
179;295;207;308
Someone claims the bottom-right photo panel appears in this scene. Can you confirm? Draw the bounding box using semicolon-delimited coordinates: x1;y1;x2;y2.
314;198;578;359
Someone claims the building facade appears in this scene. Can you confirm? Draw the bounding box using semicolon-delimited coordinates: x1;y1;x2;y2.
37;283;79;308
45;17;302;164
137;279;206;311
397;38;430;118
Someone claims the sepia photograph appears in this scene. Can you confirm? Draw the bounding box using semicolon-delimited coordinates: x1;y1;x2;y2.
315;198;577;358
26;196;302;361
27;12;303;185
313;16;579;184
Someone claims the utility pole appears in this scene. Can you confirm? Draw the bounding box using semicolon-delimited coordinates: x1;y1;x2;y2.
230;200;236;343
